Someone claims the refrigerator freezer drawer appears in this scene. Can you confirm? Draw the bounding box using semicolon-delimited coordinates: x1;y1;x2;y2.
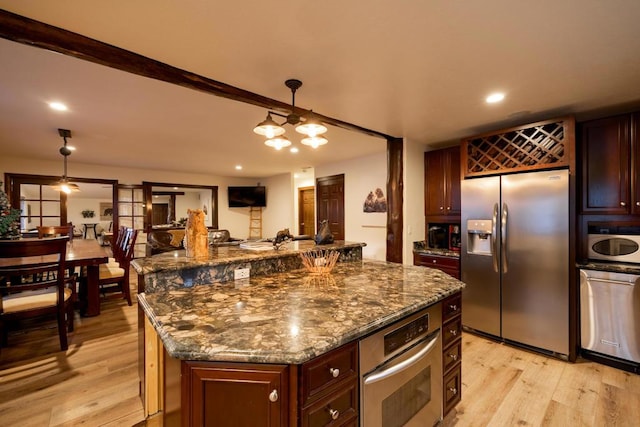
580;269;640;363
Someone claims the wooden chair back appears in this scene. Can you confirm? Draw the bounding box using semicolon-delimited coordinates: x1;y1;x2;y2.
112;226;128;261
37;224;74;241
0;236;76;352
99;229;138;305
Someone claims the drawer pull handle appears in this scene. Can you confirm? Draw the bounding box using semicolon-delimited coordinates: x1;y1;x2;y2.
449;387;458;395
329;408;340;420
269;389;278;402
448;353;458;361
449;304;458;311
449;329;458;336
329;367;340;378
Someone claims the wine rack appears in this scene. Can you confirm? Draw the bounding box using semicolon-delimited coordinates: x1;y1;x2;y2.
462;117;575;178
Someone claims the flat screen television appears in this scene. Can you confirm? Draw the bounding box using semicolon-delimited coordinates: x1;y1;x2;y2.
228;186;266;207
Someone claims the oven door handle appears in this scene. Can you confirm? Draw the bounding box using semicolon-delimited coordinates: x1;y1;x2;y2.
363;329;440;385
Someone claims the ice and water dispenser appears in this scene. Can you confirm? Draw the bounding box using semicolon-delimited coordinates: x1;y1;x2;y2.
466;219;493;255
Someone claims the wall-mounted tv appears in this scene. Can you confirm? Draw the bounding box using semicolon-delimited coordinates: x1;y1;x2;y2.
228;186;266;208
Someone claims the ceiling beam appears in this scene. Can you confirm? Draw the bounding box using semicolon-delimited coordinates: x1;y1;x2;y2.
0;8;395;141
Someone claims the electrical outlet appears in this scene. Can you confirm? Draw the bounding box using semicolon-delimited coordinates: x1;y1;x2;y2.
234;268;250;280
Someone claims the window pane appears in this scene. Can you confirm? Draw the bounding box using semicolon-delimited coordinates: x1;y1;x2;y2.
20;184;40;199
42;201;61;216
133;204;145;215
120;217;133;228
134;217;144;229
119;203;132;216
133;189;143;201
42;217;60;227
41;186;61;200
119;188;133;202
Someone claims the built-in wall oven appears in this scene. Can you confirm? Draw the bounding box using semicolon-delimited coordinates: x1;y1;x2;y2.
360;304;442;427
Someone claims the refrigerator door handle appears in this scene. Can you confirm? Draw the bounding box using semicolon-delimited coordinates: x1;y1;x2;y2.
492;202;499;273
501;202;508;273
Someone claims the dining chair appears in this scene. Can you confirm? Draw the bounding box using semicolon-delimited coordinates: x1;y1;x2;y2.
108;226;128;265
37;223;74;241
0;236;76;353
98;229;138;305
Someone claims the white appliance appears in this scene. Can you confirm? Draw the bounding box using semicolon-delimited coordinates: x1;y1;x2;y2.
461;169;570;356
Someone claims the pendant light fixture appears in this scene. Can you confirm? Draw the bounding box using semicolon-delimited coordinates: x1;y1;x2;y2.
51;128;80;194
253;79;328;150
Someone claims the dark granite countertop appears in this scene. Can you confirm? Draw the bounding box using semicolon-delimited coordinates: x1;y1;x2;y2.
132;240;366;276
139;259;465;364
413;240;460;258
576;261;640;275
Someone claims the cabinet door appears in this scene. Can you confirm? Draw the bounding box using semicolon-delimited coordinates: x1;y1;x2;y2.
183;362;288;427
444;146;461;216
581;115;631;214
633;113;640;215
425;150;447;215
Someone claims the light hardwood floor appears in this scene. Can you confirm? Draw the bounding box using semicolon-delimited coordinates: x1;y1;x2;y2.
1;274;639;426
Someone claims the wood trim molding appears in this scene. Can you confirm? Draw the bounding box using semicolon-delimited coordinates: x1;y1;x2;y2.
386;138;403;263
0;9;394;141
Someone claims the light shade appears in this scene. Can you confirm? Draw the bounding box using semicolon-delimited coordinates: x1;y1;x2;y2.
51;179;80;194
300;135;328;149
295;113;327;137
253;113;286;139
265;135;291;150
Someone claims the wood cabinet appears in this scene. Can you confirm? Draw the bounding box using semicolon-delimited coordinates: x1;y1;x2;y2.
182;362;289;426
425;146;461;220
441;292;462;416
300;342;359;426
580;114;634;214
413;252;460;279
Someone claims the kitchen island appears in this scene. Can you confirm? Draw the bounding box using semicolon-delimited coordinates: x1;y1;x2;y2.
136;244;464;426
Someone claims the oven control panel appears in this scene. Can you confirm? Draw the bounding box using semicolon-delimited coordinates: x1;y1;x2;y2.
384;313;429;356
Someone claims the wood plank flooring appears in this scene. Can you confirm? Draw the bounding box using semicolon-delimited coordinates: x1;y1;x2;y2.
1;272;639;426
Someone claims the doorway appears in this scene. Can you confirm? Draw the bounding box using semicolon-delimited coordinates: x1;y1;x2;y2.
316;174;345;241
298;186;315;236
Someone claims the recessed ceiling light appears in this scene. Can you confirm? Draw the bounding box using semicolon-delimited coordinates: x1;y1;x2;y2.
486;93;505;104
235;165;242;170
290;146;299;153
48;101;68;111
294;173;299;178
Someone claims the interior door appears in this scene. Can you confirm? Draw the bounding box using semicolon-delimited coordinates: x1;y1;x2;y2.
501;169;569;355
298;186;315;236
316;174;345;241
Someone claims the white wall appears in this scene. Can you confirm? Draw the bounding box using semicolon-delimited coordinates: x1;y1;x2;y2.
261;173;294;238
315;152;387;261
403;138;427;264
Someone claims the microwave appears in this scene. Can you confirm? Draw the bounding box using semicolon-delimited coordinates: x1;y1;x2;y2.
587;234;640;263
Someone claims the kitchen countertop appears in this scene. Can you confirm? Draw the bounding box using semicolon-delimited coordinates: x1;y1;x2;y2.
413;240;460;258
132;240;366;276
139;259;465;364
577;261;640;275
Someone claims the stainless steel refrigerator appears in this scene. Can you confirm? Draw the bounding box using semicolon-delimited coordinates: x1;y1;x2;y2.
461;169;569;356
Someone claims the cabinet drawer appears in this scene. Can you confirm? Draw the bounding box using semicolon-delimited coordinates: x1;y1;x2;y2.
443;365;462;416
414;253;460;269
442;292;462;322
301;379;358;427
443;316;462;348
301;342;358;406
443;339;461;374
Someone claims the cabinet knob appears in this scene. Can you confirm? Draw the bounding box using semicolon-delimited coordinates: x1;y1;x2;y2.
449;329;458;336
449;304;458;311
432;260;437;264
448;387;458;395
329;367;340;378
269;389;278;402
439;206;444;210
329;408;340;420
448;353;458;361
636;201;640;207
447;206;451;210
620;201;626;207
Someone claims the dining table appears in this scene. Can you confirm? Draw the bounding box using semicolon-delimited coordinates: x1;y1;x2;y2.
0;238;109;317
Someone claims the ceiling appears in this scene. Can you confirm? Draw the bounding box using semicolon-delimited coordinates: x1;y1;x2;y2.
1;1;640;179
